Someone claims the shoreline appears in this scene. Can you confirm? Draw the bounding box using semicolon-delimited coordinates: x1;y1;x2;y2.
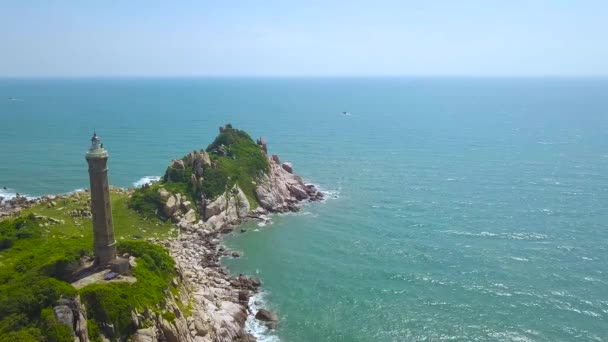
161;179;324;341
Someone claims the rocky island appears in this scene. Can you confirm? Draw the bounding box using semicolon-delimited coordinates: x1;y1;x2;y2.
0;125;322;341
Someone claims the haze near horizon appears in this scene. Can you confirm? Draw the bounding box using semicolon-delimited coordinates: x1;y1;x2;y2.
1;0;607;77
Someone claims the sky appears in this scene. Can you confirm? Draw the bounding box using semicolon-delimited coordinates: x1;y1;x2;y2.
1;0;607;77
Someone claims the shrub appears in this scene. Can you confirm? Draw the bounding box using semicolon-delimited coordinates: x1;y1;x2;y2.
80;241;175;340
0;215;41;251
129;184;163;218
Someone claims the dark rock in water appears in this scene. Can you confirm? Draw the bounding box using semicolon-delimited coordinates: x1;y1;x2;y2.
255;309;278;322
231;251;241;258
238;290;249;303
265;321;278;330
250;277;261;287
281;162;293;173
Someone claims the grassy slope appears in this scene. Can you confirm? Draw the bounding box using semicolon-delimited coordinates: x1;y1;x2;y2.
0;191;177;341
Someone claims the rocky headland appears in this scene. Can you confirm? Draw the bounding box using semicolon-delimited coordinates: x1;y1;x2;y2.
133;124;323;341
0;124;322;342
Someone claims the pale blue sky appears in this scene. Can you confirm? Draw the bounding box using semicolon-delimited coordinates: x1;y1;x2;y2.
1;0;607;77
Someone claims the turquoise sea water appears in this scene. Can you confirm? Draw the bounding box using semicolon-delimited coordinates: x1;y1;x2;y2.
1;78;607;341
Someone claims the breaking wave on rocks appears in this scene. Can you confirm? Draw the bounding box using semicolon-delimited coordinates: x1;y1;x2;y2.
133;175;161;188
307;183;340;200
245;292;280;342
0;187;35;201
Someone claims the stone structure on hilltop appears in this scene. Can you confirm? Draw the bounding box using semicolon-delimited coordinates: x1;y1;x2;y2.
85;132;118;266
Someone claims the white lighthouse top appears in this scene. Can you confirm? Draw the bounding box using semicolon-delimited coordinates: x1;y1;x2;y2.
86;131;108;158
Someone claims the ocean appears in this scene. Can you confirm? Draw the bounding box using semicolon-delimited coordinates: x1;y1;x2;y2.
1;78;607;341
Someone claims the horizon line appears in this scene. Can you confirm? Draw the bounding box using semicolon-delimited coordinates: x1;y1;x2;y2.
1;74;608;80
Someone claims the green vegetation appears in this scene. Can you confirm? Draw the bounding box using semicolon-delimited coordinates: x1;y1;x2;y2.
203;125;269;204
161;311;176;323
0;190;176;341
129;125;269;216
80;240;175;339
0;214;41;250
40;308;74;342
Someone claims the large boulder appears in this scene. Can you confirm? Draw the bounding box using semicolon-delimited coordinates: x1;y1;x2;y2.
171;159;185;170
163;195;179;217
183;209;196;224
288;184;308;200
158;188;171;201
255;309;278;322
181;200;192;212
131;327;157;342
281;162;293;173
204;194;226;219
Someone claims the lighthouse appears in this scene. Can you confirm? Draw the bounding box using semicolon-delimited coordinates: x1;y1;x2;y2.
85;132;117;266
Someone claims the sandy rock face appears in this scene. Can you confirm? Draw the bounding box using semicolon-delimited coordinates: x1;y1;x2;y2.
163;194;179;217
204;193;226;219
255;156;322;212
131;327;158;342
184;208;197;223
186;150;211;173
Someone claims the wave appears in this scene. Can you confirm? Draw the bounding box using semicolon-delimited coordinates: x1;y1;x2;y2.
244;292;280;342
305;182;340;200
441;230;548;241
0;187;36;201
133;176;161;188
510;256;530;262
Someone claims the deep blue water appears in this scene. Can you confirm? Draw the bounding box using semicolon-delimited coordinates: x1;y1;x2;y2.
1;78;607;341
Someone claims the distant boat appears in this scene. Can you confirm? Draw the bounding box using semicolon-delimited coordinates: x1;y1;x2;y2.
342;111;352;116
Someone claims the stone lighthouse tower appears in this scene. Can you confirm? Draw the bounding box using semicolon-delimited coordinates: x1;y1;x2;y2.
86;132;117;266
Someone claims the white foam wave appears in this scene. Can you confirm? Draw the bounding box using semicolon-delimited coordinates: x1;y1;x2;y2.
441;230;548;241
0;187;36;201
510;256;530;262
244;292;280;342
308;183;340;200
133;176;161;187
